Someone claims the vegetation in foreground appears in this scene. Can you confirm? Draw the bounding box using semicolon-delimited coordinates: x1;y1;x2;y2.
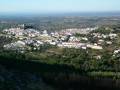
0;47;120;90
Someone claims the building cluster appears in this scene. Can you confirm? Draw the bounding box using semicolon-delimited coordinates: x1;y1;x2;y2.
3;28;40;38
59;27;98;35
90;32;117;46
3;28;24;37
2;26;119;54
4;41;26;53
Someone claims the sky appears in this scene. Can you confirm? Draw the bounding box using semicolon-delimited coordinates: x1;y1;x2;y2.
0;0;120;14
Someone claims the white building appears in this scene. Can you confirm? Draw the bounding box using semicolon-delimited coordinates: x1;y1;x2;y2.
42;30;48;36
87;44;103;50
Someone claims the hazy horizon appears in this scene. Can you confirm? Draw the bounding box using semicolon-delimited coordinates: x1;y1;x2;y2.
0;0;120;14
0;12;120;17
0;0;120;17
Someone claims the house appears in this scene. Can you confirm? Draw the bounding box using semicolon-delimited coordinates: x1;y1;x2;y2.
109;33;117;39
41;30;48;36
114;49;120;54
81;37;88;41
87;44;103;50
106;41;112;45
